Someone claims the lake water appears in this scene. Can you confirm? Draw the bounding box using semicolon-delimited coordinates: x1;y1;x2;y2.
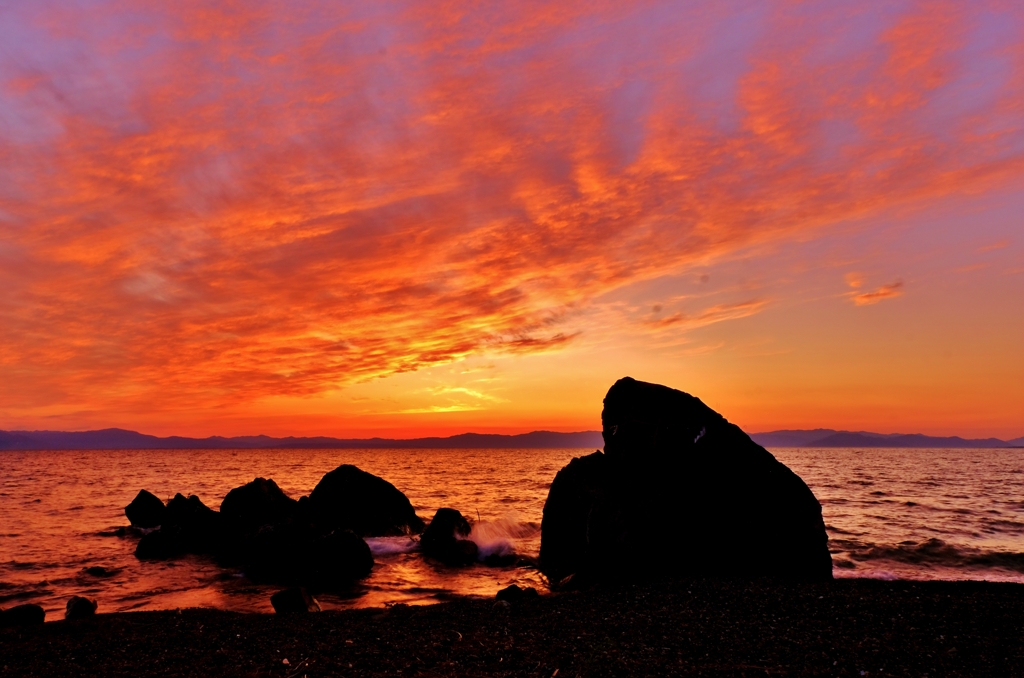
1;446;1022;618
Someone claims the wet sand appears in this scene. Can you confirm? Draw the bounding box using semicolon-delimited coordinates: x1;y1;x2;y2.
2;578;1022;677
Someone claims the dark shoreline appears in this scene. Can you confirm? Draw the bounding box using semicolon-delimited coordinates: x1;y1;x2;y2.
3;578;1023;677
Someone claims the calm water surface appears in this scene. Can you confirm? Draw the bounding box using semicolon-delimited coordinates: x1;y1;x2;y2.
1;446;1022;618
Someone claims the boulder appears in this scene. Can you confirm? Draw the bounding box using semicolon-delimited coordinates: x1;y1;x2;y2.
65;596;97;620
134;493;222;559
220;478;297;531
0;604;45;627
539;377;832;583
421;508;478;565
308;465;424;536
168;493;223;553
124;489;166;528
538;451;621;583
270;587;321;613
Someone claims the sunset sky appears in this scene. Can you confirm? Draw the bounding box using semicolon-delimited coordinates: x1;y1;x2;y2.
1;1;1022;439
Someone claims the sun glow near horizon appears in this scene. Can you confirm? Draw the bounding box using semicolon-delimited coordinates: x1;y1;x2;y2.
1;1;1023;440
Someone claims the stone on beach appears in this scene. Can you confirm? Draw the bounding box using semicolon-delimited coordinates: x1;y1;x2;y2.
495;584;539;604
65;596;97;620
540;376;832;583
124;489;166;528
308;464;425;537
270;587;321;614
0;604;45;627
421;508;479;566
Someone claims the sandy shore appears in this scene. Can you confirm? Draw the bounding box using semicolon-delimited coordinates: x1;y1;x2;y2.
2;578;1022;677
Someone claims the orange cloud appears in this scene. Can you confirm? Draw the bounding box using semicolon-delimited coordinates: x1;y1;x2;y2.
0;0;1022;427
852;282;905;306
645;300;767;330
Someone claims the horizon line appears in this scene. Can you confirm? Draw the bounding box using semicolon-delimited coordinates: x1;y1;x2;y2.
1;426;1021;443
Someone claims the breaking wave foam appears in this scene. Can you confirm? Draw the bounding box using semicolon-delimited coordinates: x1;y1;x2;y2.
468;514;540;559
365;537;420;556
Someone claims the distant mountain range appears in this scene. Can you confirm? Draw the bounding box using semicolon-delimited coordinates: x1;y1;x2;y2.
0;428;606;451
750;429;1024;449
0;427;1020;451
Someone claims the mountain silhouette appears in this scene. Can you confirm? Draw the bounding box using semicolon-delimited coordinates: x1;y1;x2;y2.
751;430;1020;449
0;428;605;451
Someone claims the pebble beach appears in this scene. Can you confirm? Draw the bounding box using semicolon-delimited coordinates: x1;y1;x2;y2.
4;577;1023;677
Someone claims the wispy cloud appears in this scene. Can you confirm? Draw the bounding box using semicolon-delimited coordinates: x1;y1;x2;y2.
395;405;486;414
852;282;905;306
429;386;501;401
644;300;767;330
0;0;1022;421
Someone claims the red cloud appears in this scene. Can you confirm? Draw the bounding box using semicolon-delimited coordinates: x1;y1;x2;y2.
0;1;1022;419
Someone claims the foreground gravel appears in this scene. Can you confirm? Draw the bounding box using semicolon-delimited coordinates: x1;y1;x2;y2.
2;578;1022;677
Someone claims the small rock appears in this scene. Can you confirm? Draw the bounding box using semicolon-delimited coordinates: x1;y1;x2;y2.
496;584;540;604
493;600;512;611
125;489;166;528
421;508;478;565
0;604;46;627
270;587;321;614
65;596;97;620
84;566;115;577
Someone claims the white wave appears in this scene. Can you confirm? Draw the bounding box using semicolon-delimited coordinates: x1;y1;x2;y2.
467;513;539;559
365;536;420;556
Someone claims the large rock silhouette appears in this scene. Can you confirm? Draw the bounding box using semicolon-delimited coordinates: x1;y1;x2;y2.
220;478;297;530
540;377;832;583
308;464;425;536
135;493;222;559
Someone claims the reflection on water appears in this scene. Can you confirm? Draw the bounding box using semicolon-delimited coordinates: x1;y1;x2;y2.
0;448;574;617
1;446;1022;617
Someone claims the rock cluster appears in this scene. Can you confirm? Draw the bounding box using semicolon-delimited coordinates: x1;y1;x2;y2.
539;377;832;584
125;464;423;588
